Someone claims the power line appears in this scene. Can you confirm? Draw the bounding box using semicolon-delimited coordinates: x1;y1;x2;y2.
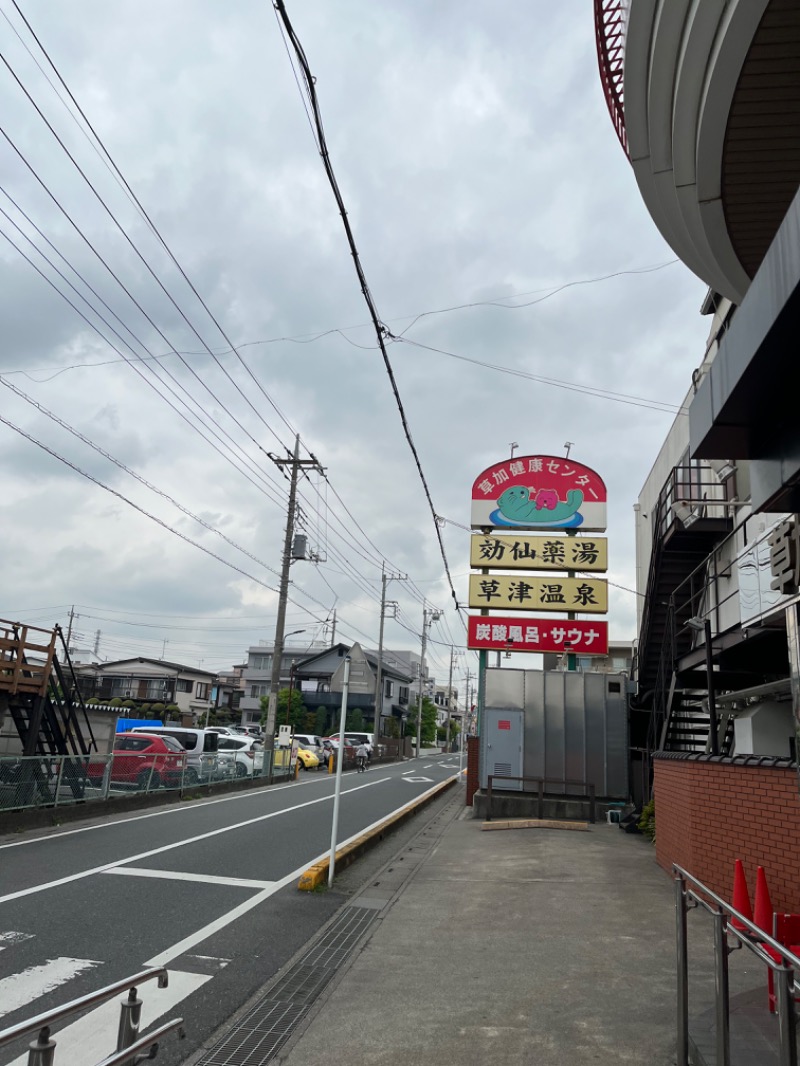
0;25;296;448
273;0;461;616
393;336;684;414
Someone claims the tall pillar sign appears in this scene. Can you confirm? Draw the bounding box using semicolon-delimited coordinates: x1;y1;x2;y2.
469;454;610;734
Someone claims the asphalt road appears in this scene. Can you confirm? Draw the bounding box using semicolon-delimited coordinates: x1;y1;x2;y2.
0;753;462;1065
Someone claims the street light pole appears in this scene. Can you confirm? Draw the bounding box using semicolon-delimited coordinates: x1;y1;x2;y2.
328;656;351;887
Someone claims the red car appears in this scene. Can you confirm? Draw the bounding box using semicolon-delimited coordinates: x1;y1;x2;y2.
88;733;187;790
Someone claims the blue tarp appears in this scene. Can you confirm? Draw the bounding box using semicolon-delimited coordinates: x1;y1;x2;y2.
116;719;163;733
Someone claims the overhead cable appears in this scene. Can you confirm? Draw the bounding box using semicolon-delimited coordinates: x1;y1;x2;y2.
272;0;461;614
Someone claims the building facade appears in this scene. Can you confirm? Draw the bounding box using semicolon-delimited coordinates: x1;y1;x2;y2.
596;0;800;866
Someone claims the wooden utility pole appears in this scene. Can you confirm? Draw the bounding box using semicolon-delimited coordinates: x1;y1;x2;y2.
373;566;406;740
264;435;324;756
444;644;456;753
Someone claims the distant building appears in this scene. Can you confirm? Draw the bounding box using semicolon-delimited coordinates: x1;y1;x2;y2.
75;658;216;718
542;640;633;676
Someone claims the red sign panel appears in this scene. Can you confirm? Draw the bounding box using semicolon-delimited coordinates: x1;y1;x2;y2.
471;454;607;532
498;720;511;730
467;616;609;655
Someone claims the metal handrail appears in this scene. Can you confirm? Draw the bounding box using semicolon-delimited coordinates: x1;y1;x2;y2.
486;775;596;823
94;1018;185;1066
674;864;799;1066
0;967;168;1052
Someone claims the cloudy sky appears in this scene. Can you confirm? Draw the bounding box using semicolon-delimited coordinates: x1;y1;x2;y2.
0;1;708;691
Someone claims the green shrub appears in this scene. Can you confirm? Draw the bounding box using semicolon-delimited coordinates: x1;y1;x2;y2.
86;697;100;705
109;697;124;707
122;699;137;709
638;799;656;842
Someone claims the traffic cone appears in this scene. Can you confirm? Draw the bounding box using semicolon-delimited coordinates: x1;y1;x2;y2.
754;866;774;936
730;859;753;931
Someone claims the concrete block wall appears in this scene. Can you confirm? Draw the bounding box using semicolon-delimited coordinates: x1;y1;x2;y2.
654;755;800;913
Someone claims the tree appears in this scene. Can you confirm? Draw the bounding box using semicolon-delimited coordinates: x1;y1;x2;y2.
404;698;437;745
261;688;305;732
315;706;328;736
346;708;364;732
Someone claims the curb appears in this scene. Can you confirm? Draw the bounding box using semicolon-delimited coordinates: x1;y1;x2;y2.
297;775;458;890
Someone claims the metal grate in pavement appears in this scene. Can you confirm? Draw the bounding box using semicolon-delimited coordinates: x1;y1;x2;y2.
201;1003;309;1065
197;906;379;1065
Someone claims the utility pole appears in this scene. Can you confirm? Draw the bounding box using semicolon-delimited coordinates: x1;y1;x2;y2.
330;608;337;646
66;606;76;654
373;566;406;741
93;629;101;658
416;605;441;758
445;645;455;754
264;435;325;758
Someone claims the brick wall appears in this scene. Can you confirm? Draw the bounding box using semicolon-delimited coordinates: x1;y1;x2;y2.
466;734;479;806
654;756;800;913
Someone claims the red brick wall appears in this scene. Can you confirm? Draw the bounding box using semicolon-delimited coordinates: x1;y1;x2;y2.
466;735;479;806
654;757;800;913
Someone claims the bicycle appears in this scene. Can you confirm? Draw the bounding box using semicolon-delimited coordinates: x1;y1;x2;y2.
356;755;367;773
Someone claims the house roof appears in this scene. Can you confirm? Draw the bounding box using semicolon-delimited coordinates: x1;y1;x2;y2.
95;657;217;678
295;643;414;682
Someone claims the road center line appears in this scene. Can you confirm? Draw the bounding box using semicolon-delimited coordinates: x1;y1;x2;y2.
0;777;390;905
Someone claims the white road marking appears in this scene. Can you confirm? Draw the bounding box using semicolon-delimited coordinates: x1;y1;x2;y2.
0;957;101;1020
0;777;390;906
3;969;210;1066
0;931;34;952
147;774;460;968
187;954;230;968
403;776;433;783
103;868;274;889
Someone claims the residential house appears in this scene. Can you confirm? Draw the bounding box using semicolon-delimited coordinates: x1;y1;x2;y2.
76;658;216;719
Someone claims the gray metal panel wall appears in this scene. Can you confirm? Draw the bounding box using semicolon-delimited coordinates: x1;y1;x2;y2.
484;668;628;798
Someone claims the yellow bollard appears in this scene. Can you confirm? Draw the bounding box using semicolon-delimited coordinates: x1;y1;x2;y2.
328;754;334;774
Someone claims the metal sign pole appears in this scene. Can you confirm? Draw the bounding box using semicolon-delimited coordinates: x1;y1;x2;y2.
328;656;351;888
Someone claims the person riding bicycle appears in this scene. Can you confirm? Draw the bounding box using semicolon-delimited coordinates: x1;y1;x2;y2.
356;741;369;772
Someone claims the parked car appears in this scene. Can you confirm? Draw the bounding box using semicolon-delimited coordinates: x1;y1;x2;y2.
88;733;187;790
130;726;219;783
295;745;320;770
293;734;327;764
216;736;264;778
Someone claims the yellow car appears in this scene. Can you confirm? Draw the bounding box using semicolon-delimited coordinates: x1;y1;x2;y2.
295;745;320;770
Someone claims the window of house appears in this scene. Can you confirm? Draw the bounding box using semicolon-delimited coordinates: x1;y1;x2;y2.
176;679;193;693
146;679;168;699
384;679;394;698
250;684;268;698
250;655;270;670
399;687;409;705
195;682;210;700
611;657;627;670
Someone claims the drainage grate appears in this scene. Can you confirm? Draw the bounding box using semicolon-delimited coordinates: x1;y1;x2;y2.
197;907;379;1065
201;1003;309;1065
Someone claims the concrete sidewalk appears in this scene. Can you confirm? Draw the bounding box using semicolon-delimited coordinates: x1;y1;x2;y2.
272;786;698;1066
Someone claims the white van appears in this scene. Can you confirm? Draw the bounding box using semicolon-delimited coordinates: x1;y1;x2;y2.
131;726;219;783
343;732;374;752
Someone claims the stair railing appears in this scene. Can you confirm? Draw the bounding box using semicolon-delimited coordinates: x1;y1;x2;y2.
674;864;798;1066
0;967;184;1066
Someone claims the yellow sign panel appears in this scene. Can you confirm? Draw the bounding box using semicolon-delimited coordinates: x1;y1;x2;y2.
470;534;607;573
468;574;608;614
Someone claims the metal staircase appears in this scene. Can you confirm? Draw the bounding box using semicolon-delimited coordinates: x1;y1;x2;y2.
0;619;97;802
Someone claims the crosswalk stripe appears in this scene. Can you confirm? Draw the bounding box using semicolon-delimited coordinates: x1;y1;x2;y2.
0;957;101;1020
2;969;210;1066
103;867;274;889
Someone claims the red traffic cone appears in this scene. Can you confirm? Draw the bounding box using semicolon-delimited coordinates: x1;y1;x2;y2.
731;859;753;931
754;866;774;935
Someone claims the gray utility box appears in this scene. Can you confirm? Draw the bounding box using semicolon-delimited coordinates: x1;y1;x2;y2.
480;668;628;799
